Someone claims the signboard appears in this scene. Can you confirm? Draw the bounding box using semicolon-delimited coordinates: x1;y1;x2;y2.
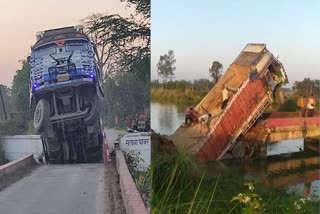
120;132;151;171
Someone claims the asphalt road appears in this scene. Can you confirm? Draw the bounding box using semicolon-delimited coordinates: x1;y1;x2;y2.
0;164;105;214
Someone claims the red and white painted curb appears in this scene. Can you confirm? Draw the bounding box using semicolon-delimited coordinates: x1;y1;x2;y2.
115;150;147;214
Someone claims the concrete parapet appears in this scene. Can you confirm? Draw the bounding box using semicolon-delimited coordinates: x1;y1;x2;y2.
115;150;148;214
0;155;34;177
1;135;42;161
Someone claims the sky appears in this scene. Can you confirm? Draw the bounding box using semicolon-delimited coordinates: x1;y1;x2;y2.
0;0;133;87
151;0;320;87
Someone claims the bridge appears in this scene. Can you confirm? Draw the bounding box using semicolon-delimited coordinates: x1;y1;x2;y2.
189;112;320;159
245;112;320;142
239;112;320;158
0;130;149;214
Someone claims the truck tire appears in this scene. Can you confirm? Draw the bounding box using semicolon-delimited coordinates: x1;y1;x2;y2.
34;99;50;133
45;138;63;164
84;95;100;125
85;133;102;162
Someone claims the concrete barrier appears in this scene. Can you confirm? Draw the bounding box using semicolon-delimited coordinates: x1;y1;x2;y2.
115;150;147;214
0;155;34;177
1;135;42;161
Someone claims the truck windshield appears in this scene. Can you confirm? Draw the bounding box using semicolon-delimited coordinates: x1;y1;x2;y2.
65;41;88;52
34;44;56;58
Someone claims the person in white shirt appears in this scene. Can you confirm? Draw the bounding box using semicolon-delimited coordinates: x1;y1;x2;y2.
221;85;229;110
198;113;212;134
221;85;238;110
307;94;316;117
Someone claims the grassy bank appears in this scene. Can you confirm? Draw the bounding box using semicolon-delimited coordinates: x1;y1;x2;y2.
151;88;206;104
151;152;320;214
151;132;320;213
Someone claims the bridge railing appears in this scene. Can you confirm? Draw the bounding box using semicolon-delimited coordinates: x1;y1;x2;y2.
0;135;42;161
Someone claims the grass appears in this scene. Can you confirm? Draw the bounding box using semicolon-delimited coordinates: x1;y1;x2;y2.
151;152;320;214
151;88;204;105
123;150;151;207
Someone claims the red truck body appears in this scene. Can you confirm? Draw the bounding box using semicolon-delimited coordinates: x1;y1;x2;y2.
169;44;288;162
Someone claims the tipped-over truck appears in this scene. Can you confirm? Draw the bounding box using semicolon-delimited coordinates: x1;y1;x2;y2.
169;43;288;162
29;26;105;163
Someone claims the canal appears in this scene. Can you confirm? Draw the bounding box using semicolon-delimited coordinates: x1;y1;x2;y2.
151;102;320;198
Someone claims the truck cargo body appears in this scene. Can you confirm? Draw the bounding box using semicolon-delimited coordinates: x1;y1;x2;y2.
169;44;288;162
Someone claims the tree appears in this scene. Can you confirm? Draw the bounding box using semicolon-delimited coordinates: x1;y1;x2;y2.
157;50;176;89
209;61;223;84
83;0;150;80
0;85;11;121
82;13;121;78
84;0;150;127
103;73;149;127
0;59;32;135
292;78;320;98
12;60;31;116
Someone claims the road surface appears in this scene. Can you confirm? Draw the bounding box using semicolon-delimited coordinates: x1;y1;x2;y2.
0;163;125;214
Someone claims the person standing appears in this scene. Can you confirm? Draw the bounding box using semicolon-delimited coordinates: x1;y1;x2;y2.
307;94;316;117
296;95;304;117
221;85;229;110
185;107;196;127
303;95;308;117
220;85;238;110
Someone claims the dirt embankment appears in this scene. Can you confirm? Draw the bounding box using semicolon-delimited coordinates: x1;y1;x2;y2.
104;156;126;214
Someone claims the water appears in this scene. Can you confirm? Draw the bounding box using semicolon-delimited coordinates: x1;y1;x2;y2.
151;102;186;135
151;102;320;198
267;139;304;156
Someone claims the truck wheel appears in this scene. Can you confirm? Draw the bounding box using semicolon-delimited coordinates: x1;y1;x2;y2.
45;138;63;164
84;95;100;125
34;99;50;132
85;133;102;162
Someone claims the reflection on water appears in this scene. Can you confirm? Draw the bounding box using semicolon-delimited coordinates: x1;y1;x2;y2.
206;148;320;198
151;102;320;198
268;139;304;156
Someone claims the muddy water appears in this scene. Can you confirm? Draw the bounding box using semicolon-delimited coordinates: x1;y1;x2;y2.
151;102;187;135
151;102;320;198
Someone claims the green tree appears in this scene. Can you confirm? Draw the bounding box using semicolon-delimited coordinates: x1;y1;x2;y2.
0;85;11;121
82;13;120;77
157;50;176;89
12;60;31;116
0;59;32;135
103;73;149;127
292;78;320;98
83;0;150;81
84;0;150;127
209;61;223;84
